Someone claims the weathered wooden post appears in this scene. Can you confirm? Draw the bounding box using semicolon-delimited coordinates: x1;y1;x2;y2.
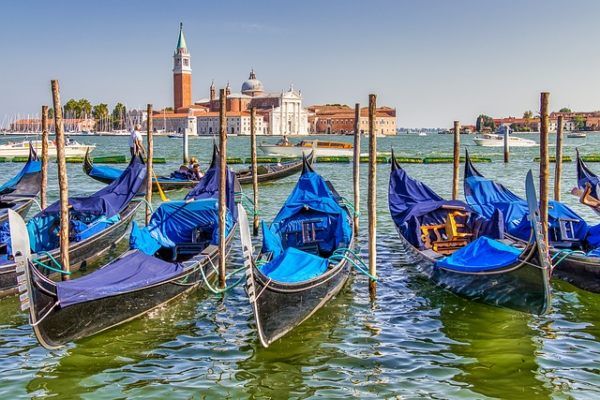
183;125;189;164
353;103;361;236
554;115;564;201
40;105;49;209
50;80;70;278
452;121;460;200
368;94;377;294
218;88;227;288
503;126;510;163
145;104;153;225
250;106;259;236
540;92;550;245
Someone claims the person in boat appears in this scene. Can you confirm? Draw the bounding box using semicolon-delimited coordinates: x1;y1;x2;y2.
277;135;291;146
129;124;143;156
572;183;600;210
190;163;204;180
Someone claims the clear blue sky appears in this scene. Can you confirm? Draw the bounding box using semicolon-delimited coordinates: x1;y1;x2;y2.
1;0;599;128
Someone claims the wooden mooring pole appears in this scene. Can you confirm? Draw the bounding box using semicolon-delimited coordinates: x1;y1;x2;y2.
40;105;49;210
183;121;189;164
452;121;460;200
504;127;510;163
250;106;259;236
50;80;70;278
353;103;361;236
218;88;227;288
554;115;564;201
145;104;153;225
368;94;377;295
540;92;550;245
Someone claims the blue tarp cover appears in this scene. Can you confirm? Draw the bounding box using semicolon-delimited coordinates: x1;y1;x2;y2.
130;199;232;255
577;152;600;200
262;168;351;257
0;147;41;199
388;163;503;249
25;156;146;253
56;250;183;307
435;236;522;272
88;164;123;182
464;157;589;242
259;247;329;282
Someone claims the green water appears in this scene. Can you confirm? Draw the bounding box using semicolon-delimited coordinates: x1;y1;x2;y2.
0;133;599;399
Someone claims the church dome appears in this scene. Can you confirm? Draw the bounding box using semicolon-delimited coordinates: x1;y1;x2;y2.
241;69;264;95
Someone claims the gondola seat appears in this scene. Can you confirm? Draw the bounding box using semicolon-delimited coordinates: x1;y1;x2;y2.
435;236;522;272
420;211;472;255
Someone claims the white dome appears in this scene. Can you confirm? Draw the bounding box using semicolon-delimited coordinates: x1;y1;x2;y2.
241;70;264;94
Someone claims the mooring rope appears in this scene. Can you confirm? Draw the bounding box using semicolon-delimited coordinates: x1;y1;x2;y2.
551;248;587;268
32;251;71;275
329;247;377;281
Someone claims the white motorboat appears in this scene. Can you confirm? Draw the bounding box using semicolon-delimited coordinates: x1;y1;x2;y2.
259;138;354;157
567;131;587;139
0;139;95;158
473;133;537;147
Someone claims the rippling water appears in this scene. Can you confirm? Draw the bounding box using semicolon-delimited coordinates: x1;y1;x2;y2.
0;133;599;399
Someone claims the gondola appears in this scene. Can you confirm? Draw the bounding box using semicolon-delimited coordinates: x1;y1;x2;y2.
11;146;239;349
83;148;313;190
389;153;551;314
240;154;355;347
0;154;146;298
575;149;600;216
464;150;600;293
0;144;42;224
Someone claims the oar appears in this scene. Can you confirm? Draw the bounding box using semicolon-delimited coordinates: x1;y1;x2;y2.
152;170;169;202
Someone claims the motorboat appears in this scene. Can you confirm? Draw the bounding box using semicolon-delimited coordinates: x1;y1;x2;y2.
259;137;353;157
567;131;587;139
0;139;95;158
473;133;537;147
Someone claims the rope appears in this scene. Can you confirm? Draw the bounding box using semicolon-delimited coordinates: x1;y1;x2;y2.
199;262;245;295
235;191;260;217
329;247;377;281
340;197;360;217
32;251;71;275
137;198;154;213
551;248;586;268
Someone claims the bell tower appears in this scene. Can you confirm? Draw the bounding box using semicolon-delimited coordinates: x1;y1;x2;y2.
173;23;192;111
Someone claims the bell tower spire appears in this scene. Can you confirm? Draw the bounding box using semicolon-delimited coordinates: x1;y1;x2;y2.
173;22;192;111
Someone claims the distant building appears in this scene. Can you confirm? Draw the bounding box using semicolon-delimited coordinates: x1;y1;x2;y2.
10;118;95;132
157;24;308;136
307;104;397;135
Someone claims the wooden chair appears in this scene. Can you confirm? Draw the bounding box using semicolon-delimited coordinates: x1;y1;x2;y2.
420;210;472;255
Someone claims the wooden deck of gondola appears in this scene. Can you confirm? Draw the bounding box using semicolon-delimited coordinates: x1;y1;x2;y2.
0;200;142;298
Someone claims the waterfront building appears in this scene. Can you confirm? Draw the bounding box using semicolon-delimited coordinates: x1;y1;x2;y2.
173;23;192;112
307;104;397;135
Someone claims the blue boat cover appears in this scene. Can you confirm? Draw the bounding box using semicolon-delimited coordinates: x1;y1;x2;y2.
261;167;351;258
24;156;146;253
576;150;600;200
0;145;41;199
130;199;232;255
435;236;522;272
184;151;238;222
56;250;183;307
259;247;329;283
464;155;589;243
388;162;503;249
88;164;123;182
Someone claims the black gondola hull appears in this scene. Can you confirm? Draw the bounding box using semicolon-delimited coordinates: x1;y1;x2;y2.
552;254;600;293
248;261;351;347
396;227;551;315
0;199;34;224
0;201;141;298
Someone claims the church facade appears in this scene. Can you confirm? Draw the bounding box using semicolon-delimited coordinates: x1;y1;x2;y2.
154;24;309;136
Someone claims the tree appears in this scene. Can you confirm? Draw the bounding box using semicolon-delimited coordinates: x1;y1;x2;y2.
164;107;174;112
112;103;127;130
523;110;533;119
64;99;79;118
574;114;586;130
92;103;109;131
78;99;92;118
476;114;495;131
559;107;572;113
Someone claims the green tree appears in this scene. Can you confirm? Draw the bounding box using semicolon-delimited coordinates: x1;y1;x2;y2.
77;99;92;118
574;114;586;130
112;103;127;130
64;99;79;118
476;114;495;131
164;107;174;112
523;110;533;119
92;103;109;131
559;107;572;113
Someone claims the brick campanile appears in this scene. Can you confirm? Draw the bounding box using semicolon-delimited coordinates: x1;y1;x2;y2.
173;23;192;110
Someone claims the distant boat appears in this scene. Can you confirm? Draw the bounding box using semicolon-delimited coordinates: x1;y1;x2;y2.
259;138;353;157
0;139;95;158
567;131;587;139
473;133;537;147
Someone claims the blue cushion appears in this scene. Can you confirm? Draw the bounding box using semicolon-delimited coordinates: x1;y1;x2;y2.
435;236;521;272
